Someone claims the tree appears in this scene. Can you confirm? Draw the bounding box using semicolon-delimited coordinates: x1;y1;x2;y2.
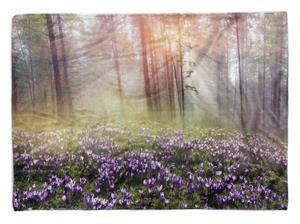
46;14;64;118
235;14;246;132
57;15;73;117
109;16;123;103
12;53;19;114
137;16;153;113
149;18;161;112
177;15;185;117
11;13;288;140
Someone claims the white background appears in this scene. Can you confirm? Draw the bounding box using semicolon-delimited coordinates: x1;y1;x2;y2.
0;0;299;223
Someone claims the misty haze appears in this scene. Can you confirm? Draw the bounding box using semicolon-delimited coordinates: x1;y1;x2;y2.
12;13;288;210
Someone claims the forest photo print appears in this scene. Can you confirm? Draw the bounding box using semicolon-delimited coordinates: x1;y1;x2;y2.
12;13;288;210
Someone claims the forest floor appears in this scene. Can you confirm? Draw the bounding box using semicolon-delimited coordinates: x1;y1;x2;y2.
12;120;288;210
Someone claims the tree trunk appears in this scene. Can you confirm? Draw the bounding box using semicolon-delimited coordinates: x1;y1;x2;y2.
273;13;284;130
110;17;123;104
262;14;266;125
46;14;64;118
177;15;185;117
217;61;222;122
138;16;153;113
225;27;230;117
57;15;73;117
235;14;246;132
12;54;18;114
47;64;56;115
16;29;33;113
43;87;48;112
150;32;160;112
149;22;161;112
167;40;175;116
28;50;36;113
